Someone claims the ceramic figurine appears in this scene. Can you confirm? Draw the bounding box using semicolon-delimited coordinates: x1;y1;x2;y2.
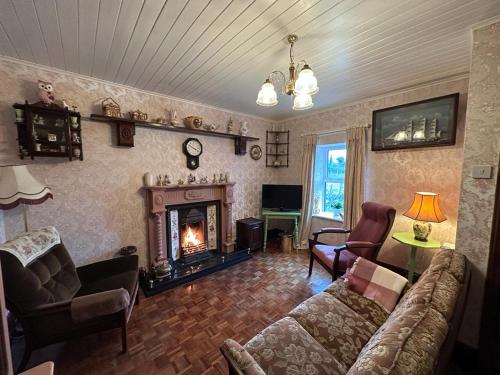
164;174;171;185
156;175;163;186
200;176;208;184
177;178;185;185
225;172;230;183
239;121;249;136
38;80;55;105
14;109;24;123
169;109;180;127
213;174;218;183
226;117;234;134
60;98;78;111
219;173;226;183
72;133;80;143
187;174;196;184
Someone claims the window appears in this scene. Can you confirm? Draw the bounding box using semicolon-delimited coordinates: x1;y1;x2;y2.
313;142;347;221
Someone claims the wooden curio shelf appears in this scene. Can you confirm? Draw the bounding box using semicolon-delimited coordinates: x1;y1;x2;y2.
87;114;259;155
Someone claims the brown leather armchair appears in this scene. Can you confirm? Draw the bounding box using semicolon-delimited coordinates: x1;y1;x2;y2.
308;201;396;281
0;237;139;372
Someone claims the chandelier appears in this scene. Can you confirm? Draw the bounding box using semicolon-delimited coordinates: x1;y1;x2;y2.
256;34;319;111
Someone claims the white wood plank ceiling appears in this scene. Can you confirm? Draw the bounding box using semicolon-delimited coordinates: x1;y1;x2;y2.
0;0;499;120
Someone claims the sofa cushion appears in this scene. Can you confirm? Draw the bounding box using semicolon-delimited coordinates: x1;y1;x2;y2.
429;271;461;322
244;317;347;375
347;304;448;375
325;280;389;328
289;292;377;370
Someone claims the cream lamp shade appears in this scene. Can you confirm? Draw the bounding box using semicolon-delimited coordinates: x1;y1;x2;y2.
294;64;319;95
256;79;278;107
403;192;446;241
0;165;52;210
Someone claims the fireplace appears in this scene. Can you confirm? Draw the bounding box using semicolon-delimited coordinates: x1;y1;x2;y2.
142;183;251;296
179;208;209;263
166;201;220;265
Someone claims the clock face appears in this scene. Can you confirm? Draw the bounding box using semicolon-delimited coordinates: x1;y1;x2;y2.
185;139;202;156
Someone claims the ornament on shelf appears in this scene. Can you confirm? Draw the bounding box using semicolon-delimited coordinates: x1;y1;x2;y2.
177;178;185;185
187;174;196;184
212;174;218;183
200;176;208;184
219;173;226;183
37;80;55;105
60;98;78;111
169;109;180;127
101;97;122;118
239;121;249;136
156;175;163;186
144;172;155;187
163;174;171;185
225;172;230;183
227;117;234;134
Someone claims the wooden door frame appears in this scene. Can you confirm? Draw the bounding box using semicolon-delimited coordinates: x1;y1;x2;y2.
479;157;500;369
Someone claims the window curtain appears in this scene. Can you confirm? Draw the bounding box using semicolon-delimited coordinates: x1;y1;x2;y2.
298;134;318;249
344;127;366;230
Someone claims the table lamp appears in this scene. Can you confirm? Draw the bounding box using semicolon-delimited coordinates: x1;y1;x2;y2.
403;192;446;241
0;165;52;232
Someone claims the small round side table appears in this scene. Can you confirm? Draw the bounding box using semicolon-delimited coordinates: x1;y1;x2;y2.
392;232;441;284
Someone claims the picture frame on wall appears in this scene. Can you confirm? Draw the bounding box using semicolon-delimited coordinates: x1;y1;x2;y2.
371;93;459;151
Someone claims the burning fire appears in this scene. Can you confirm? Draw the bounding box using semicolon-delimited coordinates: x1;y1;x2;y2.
182;225;202;247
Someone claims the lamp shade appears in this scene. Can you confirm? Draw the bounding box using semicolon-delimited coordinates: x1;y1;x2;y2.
0;165;52;210
294;64;319;95
293;93;313;110
256;79;278;106
403;192;446;223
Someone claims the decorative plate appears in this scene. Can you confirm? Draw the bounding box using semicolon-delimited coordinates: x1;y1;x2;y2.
250;145;262;160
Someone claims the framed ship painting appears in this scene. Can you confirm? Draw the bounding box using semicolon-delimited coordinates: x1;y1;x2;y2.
371;93;459;151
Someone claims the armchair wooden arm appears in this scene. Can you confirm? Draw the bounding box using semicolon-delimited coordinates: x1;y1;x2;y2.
311;227;351;243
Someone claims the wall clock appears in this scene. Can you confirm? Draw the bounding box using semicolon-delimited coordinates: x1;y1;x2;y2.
182;138;203;169
250;145;262;160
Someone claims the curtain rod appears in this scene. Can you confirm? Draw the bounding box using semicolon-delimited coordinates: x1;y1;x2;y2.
300;124;371;137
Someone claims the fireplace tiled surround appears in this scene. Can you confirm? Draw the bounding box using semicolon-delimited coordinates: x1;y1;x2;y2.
142;183;251;295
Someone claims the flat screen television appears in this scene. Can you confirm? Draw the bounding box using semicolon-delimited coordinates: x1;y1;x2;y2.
262;184;303;211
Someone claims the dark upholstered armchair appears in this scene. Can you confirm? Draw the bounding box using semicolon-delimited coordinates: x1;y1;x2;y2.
308;201;396;281
0;230;139;371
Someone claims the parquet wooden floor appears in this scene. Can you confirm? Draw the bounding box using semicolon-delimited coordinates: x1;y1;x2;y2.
25;247;332;375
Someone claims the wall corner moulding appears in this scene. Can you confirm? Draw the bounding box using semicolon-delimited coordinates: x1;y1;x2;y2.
87;114;259;155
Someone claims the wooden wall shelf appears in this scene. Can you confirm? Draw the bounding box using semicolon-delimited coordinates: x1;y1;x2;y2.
87;114;259;155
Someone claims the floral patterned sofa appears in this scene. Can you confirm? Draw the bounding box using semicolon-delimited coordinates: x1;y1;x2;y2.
221;249;470;375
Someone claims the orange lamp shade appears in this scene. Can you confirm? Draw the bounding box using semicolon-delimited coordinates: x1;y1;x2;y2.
403;192;447;223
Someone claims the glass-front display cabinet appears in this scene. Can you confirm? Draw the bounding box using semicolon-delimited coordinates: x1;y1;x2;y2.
13;101;83;161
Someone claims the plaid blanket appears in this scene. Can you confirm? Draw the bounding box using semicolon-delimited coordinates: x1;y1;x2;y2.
346;257;408;312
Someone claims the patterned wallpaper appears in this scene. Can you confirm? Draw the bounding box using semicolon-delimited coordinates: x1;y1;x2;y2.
455;21;500;347
0;59;277;266
276;78;469;272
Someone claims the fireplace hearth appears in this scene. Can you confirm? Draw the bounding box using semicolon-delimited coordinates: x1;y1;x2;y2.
141;183;251;296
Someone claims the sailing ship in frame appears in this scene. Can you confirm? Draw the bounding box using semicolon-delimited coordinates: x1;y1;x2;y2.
371;93;459;151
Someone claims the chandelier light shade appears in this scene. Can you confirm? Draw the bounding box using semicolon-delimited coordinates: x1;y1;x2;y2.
256;79;278;107
293;93;313;110
294;64;319;95
256;34;319;111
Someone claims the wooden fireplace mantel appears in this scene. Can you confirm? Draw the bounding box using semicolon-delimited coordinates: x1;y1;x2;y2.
143;183;236;264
